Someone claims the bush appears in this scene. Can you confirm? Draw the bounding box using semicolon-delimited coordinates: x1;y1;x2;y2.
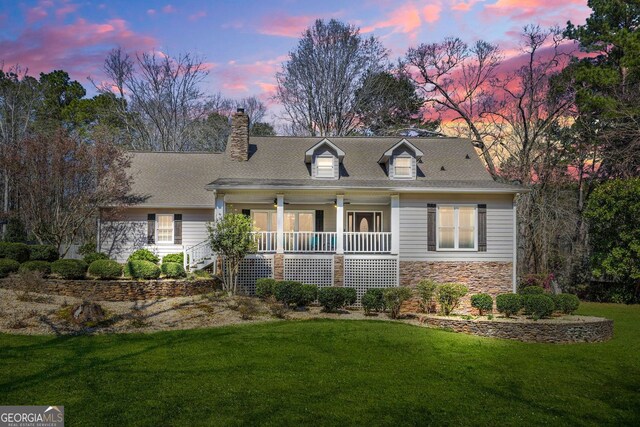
496;293;523;317
274;281;304;307
523;294;555;320
416;279;438;312
19;261;51;276
552;293;580;314
51;259;88;279
162;253;184;264
0;258;20;278
29;245;59;262
318;287;349;312
0;242;31;263
383;287;413;319
361;288;385;315
88;260;123;280
519;285;546;295
128;249;159;264
300;284;318;306
161;262;186;279
437;283;468;315
83;252;109;265
341;287;357;306
255;278;278;299
470;293;493;316
124;260;161;280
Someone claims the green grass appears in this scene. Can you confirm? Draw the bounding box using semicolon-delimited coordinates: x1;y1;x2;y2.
1;303;639;426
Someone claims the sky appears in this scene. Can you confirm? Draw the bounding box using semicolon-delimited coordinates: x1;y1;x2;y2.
0;0;593;120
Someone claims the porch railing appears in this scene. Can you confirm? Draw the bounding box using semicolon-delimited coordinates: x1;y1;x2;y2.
283;231;337;253
253;231;277;253
344;232;392;253
184;240;215;269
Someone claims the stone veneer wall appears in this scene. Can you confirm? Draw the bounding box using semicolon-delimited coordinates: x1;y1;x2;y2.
419;315;614;343
400;261;513;312
274;254;284;281
333;255;344;287
228;111;249;161
0;278;219;302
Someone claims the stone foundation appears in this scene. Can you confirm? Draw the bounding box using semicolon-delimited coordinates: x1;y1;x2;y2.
274;254;284;280
418;315;614;343
333;255;344;287
400;261;513;312
0;278;219;302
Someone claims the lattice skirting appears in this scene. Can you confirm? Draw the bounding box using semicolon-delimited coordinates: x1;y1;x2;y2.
344;256;399;304
227;255;274;295
283;255;334;288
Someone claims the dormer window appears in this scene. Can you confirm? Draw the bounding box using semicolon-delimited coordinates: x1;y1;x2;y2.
394;157;412;178
305;138;345;180
378;139;423;180
317;156;335;178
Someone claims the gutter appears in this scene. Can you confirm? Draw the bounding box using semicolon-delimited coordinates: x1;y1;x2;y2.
205;184;528;194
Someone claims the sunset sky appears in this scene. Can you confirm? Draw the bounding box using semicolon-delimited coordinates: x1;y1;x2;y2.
0;0;592;118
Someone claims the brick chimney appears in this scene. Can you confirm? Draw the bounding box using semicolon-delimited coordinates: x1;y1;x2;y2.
228;108;249;161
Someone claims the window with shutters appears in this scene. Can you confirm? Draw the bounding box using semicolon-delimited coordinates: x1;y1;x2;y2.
156;214;174;244
436;205;477;250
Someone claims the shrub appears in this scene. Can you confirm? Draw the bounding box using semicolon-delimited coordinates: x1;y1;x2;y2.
124;260;161;280
19;261;51;276
340;287;357;306
83;252;109;265
470;293;493;316
300;284;318;306
523;294;555;320
437;283;468;315
88;260;123;280
416;279;438;312
162;253;184;264
496;293;522;317
274;281;304;307
267;296;288;318
161;262;186;279
29;245;59;262
0;258;20;278
51;259;88;279
0;242;31;263
519;285;545;295
128;249;159;264
552;293;580;314
318;287;348;312
361;288;385;315
255;278;278;299
383;287;413;319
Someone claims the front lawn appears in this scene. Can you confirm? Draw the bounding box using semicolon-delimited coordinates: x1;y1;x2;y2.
1;302;639;426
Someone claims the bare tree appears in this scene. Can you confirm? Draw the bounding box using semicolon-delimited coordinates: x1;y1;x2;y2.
234;96;267;128
276;19;388;136
404;39;502;176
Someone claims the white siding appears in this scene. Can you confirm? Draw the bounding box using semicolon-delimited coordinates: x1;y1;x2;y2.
399;193;514;262
99;208;213;262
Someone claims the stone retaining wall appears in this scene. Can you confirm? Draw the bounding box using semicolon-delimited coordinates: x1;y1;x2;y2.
418;315;613;343
0;278;219;302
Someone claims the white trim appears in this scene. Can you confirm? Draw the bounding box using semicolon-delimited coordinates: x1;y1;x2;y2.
378;138;424;163
336;195;344;255
315;155;336;179
305;138;345;162
156;213;174;244
512;197;517;293
435;204;478;251
390;195;400;255
392;156;413;179
208;184;526;194
346;210;384;232
276;194;284;254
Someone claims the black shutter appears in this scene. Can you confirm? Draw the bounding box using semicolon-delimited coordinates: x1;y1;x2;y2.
315;210;324;232
147;214;156;244
478;204;487;252
241;209;251;218
174;214;183;245
427;204;436;251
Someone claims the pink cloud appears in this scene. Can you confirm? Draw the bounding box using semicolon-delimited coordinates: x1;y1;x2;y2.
147;9;156;16
26;7;48;24
189;10;206;21
55;3;78;18
483;0;589;23
451;0;483;12
212;55;287;97
422;4;442;24
162;4;176;14
362;3;423;35
257;13;314;38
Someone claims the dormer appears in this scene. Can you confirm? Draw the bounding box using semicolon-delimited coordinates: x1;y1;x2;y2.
378;139;423;180
305;139;345;179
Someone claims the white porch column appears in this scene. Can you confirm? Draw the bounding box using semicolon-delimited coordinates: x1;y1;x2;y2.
214;191;225;223
276;193;284;254
335;194;344;255
390;194;400;255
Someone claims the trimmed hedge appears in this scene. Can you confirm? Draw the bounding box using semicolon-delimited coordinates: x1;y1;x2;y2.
470;293;493;316
162;253;184;264
0;242;31;263
0;258;20;278
161;262;186;279
523;294;555;320
256;278;278;299
519;286;546;295
88;260;123;280
361;288;385;315
29;245;59;262
300;284;318;306
274;281;304;306
19;260;52;276
51;259;88;279
496;293;522;317
128;249;159;264
318;287;357;312
83;252;109;265
124;260;161;280
383;287;413;319
552;293;580;314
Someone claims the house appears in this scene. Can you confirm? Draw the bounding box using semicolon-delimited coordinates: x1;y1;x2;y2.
98;108;523;302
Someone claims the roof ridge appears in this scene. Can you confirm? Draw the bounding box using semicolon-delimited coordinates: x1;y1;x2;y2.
127;150;224;154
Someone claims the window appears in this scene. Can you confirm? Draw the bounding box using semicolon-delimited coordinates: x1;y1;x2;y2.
156;214;174;243
252;211;277;232
316;156;334;178
394;157;412;178
284;211;314;232
347;211;383;232
437;206;476;250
